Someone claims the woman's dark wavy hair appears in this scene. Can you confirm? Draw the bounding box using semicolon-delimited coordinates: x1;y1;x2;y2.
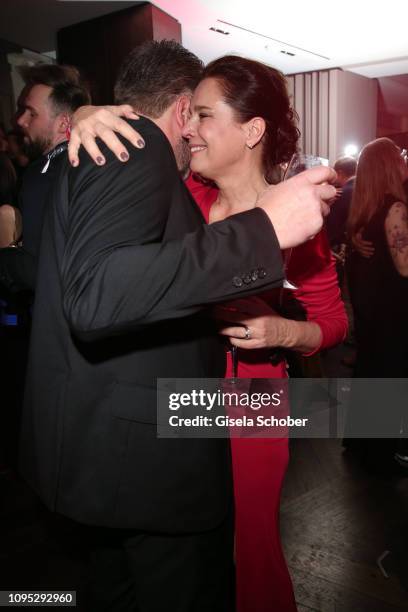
202;55;299;183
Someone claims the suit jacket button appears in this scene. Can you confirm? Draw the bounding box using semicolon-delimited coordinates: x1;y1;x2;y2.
258;268;267;278
243;274;252;284
251;269;259;281
233;276;243;287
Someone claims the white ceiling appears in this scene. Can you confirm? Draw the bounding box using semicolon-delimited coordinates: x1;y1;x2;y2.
153;0;408;78
1;0;408;78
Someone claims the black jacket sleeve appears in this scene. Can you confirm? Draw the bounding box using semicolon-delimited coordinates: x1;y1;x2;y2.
58;121;284;341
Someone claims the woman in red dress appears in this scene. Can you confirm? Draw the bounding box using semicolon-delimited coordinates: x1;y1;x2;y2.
183;56;347;612
68;55;347;612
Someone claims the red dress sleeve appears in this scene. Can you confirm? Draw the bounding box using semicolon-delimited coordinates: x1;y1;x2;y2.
186;172;348;355
287;230;348;353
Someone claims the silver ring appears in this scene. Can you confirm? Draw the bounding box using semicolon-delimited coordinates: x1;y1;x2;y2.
244;325;251;340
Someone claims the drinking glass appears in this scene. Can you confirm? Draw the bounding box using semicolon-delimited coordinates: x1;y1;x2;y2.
282;152;329;270
283;152;329;180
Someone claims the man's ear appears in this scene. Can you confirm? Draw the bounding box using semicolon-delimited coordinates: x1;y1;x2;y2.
56;112;71;136
175;95;191;128
245;117;266;149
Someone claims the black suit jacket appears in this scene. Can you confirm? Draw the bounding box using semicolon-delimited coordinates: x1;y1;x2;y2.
326;177;355;248
0;148;65;296
21;118;284;533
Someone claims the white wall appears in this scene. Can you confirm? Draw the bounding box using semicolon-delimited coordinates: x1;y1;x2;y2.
331;69;378;161
286;68;378;163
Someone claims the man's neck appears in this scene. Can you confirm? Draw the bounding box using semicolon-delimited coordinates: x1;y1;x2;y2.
44;136;67;156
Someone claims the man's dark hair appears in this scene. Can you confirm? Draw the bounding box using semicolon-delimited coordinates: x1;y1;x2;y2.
18;64;91;116
114;40;204;118
334;156;357;178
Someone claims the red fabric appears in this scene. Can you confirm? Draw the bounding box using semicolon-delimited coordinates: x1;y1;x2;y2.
186;172;348;358
287;230;348;354
186;173;347;612
231;436;296;612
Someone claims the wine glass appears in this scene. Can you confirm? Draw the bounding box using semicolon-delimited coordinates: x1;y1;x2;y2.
282;152;329;270
283;152;329;180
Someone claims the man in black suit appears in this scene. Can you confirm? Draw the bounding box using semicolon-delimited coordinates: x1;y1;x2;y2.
20;41;335;611
325;156;356;288
0;66;90;470
0;64;91;294
325;155;356;251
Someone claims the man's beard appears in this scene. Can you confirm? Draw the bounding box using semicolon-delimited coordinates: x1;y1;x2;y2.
23;135;53;161
174;138;191;177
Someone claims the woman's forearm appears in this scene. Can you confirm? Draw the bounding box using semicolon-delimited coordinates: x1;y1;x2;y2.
278;318;323;354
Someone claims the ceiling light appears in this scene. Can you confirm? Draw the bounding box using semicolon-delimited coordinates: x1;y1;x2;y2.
344;144;358;157
209;27;230;35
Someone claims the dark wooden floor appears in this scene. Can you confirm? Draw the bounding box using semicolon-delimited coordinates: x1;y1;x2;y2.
280;343;408;611
281;438;408;611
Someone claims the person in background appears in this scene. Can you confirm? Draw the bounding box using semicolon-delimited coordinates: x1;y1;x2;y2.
345;138;408;470
326;156;357;366
326;156;356;279
7;129;29;186
0;65;90;472
0;151;21;471
0;64;91;295
348;139;408;372
0;123;8;153
0;152;17;209
67;52;346;612
353;149;408;258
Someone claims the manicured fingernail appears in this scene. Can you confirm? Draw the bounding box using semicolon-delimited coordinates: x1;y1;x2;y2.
96;156;104;165
137;139;145;148
71;159;78;167
120;151;129;161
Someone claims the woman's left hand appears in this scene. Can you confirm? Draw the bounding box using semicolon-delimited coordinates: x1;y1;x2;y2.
214;298;286;349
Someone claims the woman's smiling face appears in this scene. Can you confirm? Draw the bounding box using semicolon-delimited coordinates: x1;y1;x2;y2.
182;77;249;181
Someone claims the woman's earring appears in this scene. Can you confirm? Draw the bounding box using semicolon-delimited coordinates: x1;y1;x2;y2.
247;143;254;149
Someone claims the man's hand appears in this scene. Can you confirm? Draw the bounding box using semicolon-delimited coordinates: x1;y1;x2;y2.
353;230;374;258
68;105;144;167
256;166;337;249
